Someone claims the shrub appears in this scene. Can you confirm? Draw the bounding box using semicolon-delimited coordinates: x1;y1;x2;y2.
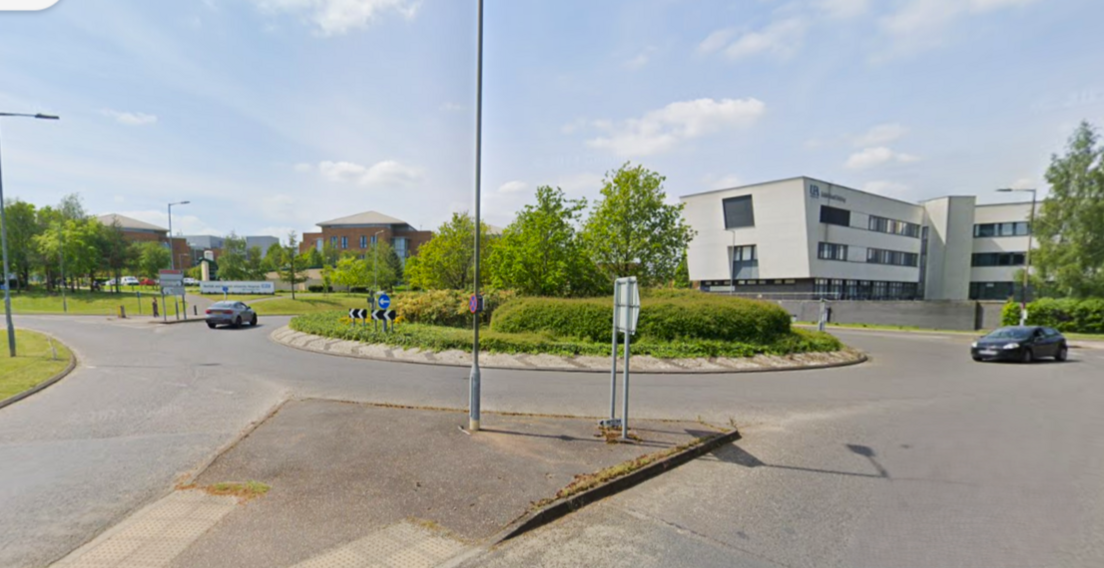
307;285;333;293
392;289;516;328
491;294;792;344
1003;297;1104;333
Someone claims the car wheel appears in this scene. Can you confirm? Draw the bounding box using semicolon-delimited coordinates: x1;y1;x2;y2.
972;356;983;362
233;316;242;328
250;314;258;326
1021;348;1033;363
1056;345;1068;362
206;322;216;329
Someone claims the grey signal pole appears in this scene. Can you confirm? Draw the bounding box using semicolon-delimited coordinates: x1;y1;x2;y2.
0;112;59;357
469;0;484;432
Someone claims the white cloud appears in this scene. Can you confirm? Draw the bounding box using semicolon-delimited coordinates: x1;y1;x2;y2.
853;123;909;147
880;0;1040;50
816;0;870;19
498;180;528;194
845;147;921;169
697;28;736;55
439;102;463;112
624;46;658;70
317;159;422;187
560;118;588;134
1009;177;1037;190
718;19;808;60
248;0;419;36
101;109;158;126
863;180;912;199
293;162;313;173
702;174;742;189
586;97;766;157
556;172;604;196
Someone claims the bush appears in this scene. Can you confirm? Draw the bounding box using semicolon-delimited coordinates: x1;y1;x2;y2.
289;311;841;358
491;294;792;344
1002;298;1104;333
307;285;333;293
392;289;516;328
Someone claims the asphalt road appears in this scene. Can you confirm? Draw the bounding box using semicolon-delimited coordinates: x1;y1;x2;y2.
2;315;1102;567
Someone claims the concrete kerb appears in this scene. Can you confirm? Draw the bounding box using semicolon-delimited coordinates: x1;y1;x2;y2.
270;326;868;375
0;332;78;411
489;427;743;545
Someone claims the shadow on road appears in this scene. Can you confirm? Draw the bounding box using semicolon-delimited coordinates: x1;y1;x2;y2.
708;443;891;480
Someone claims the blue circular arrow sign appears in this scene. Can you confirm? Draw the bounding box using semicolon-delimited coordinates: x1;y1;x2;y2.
377;293;391;310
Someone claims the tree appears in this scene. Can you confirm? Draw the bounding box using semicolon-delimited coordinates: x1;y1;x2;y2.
580;163;696;287
307;247;325;269
133;241;171;279
405;212;494;290
100;220;132;293
262;242;285;273
330;256;370;290
1032;121;1104;298
2;200;40;289
244;246;266;280
365;240;401;290
217;233;249;280
490;185;602;296
278;231;308;299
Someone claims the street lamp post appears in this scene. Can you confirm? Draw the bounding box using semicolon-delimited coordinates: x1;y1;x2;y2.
167;201;190;271
0;112;59;357
469;0;484;432
371;229;385;290
996;188;1037;325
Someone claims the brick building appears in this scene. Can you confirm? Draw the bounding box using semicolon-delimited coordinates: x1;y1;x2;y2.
98;213;192;269
299;211;433;263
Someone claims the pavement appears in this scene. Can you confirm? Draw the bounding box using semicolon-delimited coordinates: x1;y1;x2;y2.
2;314;1103;567
273;326;863;373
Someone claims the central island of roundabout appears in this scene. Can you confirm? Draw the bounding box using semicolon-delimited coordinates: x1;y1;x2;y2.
271;289;864;373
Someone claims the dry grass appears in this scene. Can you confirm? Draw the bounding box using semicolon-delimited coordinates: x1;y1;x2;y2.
179;480;271;503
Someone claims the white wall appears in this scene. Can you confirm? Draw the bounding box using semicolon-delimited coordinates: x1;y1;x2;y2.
923;196;976;300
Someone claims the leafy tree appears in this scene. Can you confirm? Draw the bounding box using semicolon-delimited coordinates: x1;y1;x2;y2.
1032;121;1104;298
365;240;401;290
244;246;266;280
100;220;132;292
321;241;341;267
307;247;325;269
262;242;285;273
405;212;494;290
217;233;249;280
331;256;370;290
580;163;696;287
133;241;171;279
489;185;602;297
278;231;308;299
2;199;40;289
385;244;404;287
65;218;104;290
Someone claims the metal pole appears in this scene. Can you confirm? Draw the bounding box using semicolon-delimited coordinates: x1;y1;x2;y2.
621;317;632;441
609;282;619;421
58;222;67;313
468;0;484;432
730;231;736;295
168;203;175;271
0;123;15;357
1022;190;1036;326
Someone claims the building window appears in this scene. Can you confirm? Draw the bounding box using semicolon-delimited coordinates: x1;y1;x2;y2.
371;234;378;245
971;252;1026;267
867;248;919;267
330;236;337;247
817;242;848;261
869;215;920;238
820;205;851;227
731;245;758;280
974;222;1029;237
722;195;755;229
970;281;1016;300
340;236;348;249
360;235;367;249
394;237;408;264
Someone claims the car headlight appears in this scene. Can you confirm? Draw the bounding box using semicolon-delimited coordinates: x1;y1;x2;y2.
971;342;978;348
1002;342;1020;350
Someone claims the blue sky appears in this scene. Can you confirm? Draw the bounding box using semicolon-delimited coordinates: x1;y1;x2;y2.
0;0;1101;241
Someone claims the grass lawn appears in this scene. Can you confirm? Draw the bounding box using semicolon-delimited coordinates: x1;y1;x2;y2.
10;290;189;316
0;329;72;402
251;295;373;315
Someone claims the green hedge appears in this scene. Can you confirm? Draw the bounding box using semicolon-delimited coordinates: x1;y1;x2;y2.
1001;298;1104;333
491;295;792;343
391;289;516;328
289;312;842;358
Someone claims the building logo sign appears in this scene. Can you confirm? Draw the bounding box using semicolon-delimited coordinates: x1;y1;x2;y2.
809;184;846;204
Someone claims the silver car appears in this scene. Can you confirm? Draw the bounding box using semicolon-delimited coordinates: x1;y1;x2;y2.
205;301;258;329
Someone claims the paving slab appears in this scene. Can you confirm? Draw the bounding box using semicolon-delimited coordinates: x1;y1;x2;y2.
168;400;711;568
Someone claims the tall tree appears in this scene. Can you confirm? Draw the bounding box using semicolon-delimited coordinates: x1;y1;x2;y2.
278;231;308;299
490;185;602;296
580;163;696;287
133;241;171;279
244;246;266;280
365;240;401;290
262;242;285;273
1033;121;1104;297
2;200;40;289
217;233;249;280
404;212;493;290
99;220;132;293
330;256;370;291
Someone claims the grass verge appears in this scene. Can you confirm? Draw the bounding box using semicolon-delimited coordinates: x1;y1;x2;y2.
180;480;271;503
9;289;189;316
290;311;843;358
0;330;73;401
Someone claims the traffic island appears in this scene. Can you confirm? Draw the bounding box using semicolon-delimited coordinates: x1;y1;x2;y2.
0;329;76;409
156;399;731;568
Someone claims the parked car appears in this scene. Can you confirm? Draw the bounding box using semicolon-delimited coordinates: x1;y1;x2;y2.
139;278;156;286
971;326;1068;363
104;278;117;286
120;276;139;286
183;277;199;286
205;301;257;329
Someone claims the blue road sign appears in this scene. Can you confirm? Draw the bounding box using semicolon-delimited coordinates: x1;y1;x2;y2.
222;286;229;293
377;293;391;310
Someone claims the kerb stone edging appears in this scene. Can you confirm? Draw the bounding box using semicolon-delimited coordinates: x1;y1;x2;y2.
0;335;78;410
270;326;867;374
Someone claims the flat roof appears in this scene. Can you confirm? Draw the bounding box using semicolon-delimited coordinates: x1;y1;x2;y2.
680;175;918;207
97;213;167;232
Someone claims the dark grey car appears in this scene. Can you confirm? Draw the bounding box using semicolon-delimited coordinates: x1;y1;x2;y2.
205;301;257;329
971;326;1068;362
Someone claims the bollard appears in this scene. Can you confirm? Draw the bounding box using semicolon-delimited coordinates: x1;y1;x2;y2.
193;305;198;316
119;306;127;319
152;299;159;319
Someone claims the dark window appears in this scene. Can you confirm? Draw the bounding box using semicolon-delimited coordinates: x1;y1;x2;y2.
972;252;1026;267
969;281;1016;300
975;222;1030;238
869;215;920;238
723;195;755;229
360;235;367;248
820;206;850;227
868;248;919;267
818;242;848;261
731;245;758;279
340;236;348;249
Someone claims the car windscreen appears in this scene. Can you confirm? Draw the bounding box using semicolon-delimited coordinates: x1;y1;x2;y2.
211;302;236;309
984;328;1033;340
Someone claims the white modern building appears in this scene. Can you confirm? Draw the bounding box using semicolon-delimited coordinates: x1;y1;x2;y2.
681;177;1035;301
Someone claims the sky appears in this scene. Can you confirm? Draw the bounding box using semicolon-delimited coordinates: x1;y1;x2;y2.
0;0;1101;242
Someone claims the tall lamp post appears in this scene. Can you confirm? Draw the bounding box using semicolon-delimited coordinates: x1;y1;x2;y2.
469;0;484;432
0;111;59;357
167;201;190;271
996;187;1037;325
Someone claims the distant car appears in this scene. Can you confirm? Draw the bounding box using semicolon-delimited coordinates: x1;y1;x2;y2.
139;278;156;286
205;301;257;329
120;276;139;286
971;326;1068;363
104;278;117;286
183;277;199;286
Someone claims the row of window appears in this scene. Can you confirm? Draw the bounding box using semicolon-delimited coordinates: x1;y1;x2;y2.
866;248;919;267
814;279;920;301
974;222;1030;238
869;215;921;238
969;281;1017;300
817;242;848;261
328;234;393;250
971;252;1026;267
